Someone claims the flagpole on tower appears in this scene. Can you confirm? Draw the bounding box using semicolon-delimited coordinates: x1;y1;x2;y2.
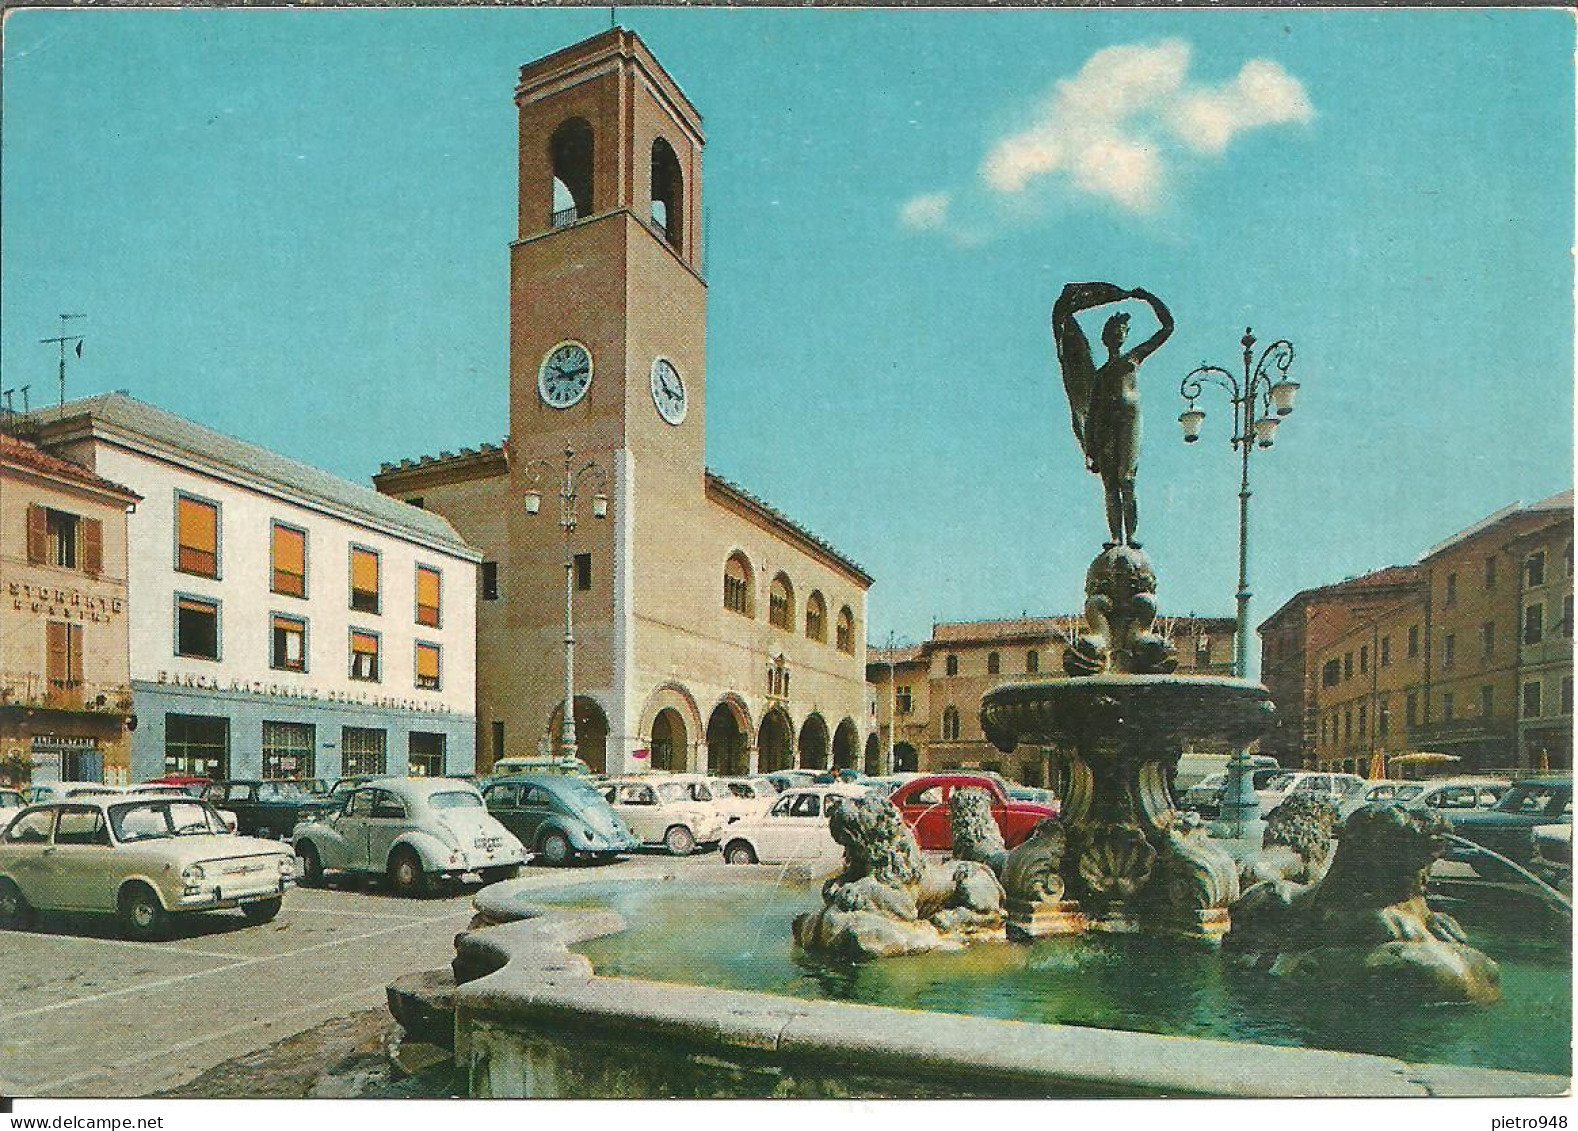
39;313;86;409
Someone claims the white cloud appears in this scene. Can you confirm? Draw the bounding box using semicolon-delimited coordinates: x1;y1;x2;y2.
973;39;1312;216
899;191;953;231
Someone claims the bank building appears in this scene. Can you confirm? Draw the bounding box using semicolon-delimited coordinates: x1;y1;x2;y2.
375;29;875;777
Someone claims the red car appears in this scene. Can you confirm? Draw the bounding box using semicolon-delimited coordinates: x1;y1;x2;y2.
886;773;1058;851
141;773;212;797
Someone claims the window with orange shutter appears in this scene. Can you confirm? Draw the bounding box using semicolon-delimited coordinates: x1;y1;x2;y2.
415;642;441;690
350;547;380;613
176;496;219;578
349;630;380;681
415;566;441;627
272;523;307;597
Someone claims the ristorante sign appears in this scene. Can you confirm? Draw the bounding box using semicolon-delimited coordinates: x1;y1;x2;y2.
7;580;124;622
149;670;458;715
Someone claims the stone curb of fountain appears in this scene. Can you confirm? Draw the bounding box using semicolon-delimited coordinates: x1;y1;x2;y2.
431;868;1569;1099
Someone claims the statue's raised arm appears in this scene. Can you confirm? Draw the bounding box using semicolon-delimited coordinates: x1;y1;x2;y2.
1052;282;1130;467
1122;288;1174;366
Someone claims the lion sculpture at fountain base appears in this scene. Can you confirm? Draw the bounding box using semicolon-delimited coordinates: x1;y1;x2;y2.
792;792;1006;959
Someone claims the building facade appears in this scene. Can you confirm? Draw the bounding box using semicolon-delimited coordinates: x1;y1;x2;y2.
375;29;872;777
0;434;140;784
16;395;480;783
868;614;1237;784
1271;492;1573;774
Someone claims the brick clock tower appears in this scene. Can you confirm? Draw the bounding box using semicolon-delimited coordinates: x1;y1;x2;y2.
504;29;708;773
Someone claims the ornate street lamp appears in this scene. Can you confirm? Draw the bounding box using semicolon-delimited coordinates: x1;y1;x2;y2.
1178;328;1302;836
523;445;608;763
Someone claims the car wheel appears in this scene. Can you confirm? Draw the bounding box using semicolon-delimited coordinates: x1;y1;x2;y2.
119;883;170;941
241;897;282;924
388;847;429;897
481;865;521;884
538;830;571;866
663;824;696;857
0;878;35;930
724;840;758;866
295;842;324;887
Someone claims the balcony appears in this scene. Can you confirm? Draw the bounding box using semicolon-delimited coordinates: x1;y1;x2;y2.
0;673;133;715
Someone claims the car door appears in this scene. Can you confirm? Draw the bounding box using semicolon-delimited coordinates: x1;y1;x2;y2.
614;783;660;843
364;788;409;869
517;786;555;845
899;783;950;849
483;782;529;843
2;807;59;908
332;788;379;870
752;794;797;861
784;791;829;860
44;805;118;912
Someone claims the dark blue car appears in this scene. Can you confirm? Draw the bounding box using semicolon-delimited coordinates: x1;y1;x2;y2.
482;774;640;865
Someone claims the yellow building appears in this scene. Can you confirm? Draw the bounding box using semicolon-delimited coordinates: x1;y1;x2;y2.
375;29;872;776
1505;501;1574;770
0;433;140;784
869;614;1236;784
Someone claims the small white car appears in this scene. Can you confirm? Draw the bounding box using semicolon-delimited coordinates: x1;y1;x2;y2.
1258;771;1367;813
0;795;294;939
710;777;779;823
291;777;525;896
721;784;868;866
0;789;27;836
24;781;123;804
600;777;725;855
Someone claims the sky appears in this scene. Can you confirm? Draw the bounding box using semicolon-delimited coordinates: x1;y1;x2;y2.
3;8;1573;666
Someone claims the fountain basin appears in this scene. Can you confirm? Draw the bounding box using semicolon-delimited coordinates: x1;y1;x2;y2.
447;865;1569;1098
981;674;1276;749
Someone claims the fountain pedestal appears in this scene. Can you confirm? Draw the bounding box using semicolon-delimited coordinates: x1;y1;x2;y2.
982;674;1276;940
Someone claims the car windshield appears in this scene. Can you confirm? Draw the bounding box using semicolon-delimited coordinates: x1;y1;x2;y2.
428;791;483;810
110;800;229;841
1498;784;1569;815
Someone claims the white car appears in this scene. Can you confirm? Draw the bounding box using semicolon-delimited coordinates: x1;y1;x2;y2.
721;784;868;866
710;777;779;823
292;777;525;896
24;781;123;804
0;789;27;836
0;795;294;939
600;777;725;855
1339;777;1509;822
1258;771;1367;813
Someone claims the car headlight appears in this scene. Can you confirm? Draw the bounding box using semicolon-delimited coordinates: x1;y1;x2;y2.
181;864;206;886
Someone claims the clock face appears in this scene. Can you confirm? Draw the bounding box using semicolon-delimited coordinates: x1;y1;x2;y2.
650;357;687;426
538;341;593;409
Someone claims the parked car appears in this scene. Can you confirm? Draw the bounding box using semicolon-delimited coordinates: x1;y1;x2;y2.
0;795;294;938
1174;754;1280;792
141;774;212;797
721;784;869;865
600;777;724;856
1532;823;1571;893
887;773;1059;851
328;774;384;802
201;779;336;840
24;782;122;804
1401;777;1510;814
1257;771;1367;814
488;755;593;779
764;770;819;794
0;789;26;835
1180;772;1228;816
1442;776;1573;878
482;774;639;864
709;777;779;823
862;773;924;799
292;777;525;895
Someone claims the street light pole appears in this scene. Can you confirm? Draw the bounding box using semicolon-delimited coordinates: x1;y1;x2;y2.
524;445;608;763
1178;328;1302;836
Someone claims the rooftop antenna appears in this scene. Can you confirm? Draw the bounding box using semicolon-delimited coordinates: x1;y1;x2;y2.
40;313;86;409
19;385;31;413
609;7;617;29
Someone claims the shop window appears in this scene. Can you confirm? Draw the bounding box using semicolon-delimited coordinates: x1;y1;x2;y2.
987;651;1000;675
482;561;500;601
836;607;855;654
1524;603;1544;645
416;565;442;627
724;553;753;616
271;614;306;672
263;721;315;779
350;546;380;614
165;714;229;779
1523;681;1543;719
415;642;442;691
44;621;83;692
409;732;446;777
176;495;219;578
176;596;220;660
341;727;387;777
769;574;794;631
575;553;592;593
271;522;307;598
805;592;827;643
349;629;380;682
1027;649;1040;673
1526;550;1546;588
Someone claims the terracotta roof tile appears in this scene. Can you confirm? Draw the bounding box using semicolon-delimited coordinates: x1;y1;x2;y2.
0;431;140;500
